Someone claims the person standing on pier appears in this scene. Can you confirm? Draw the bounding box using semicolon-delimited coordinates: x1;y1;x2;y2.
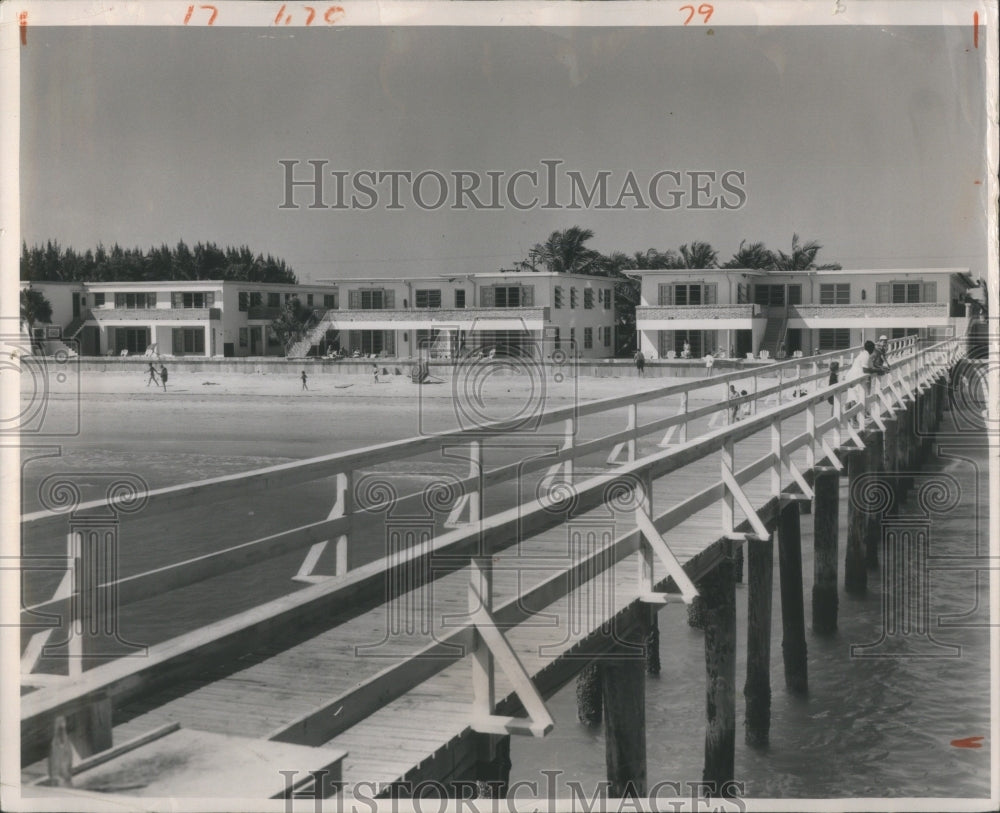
633;349;645;376
869;335;892;375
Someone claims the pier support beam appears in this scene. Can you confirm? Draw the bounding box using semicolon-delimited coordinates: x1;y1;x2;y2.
645;607;661;677
743;537;773;746
575;663;603;726
845;448;868;596
474;734;511;797
602;632;647;797
812;467;840;634
882;413;899;516
702;549;737;789
896;400;914;500
864;430;883;571
778;501;808;695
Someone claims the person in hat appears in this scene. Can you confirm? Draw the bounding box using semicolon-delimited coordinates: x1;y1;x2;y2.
869;335;891;375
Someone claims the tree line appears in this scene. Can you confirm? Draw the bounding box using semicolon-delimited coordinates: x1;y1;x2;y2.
20;240;298;284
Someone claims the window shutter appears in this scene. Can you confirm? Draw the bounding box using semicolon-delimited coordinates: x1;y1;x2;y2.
876;283;890;304
384;289;394;309
481;286;495;307
705;284;717;305
521;285;534;306
658;284;672;306
922;281;936;304
349;290;361;309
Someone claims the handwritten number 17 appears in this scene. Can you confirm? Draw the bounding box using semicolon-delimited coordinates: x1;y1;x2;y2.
680;4;714;24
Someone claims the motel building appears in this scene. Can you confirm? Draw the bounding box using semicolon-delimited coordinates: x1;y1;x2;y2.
633;267;979;360
301;271;617;360
19;279;342;358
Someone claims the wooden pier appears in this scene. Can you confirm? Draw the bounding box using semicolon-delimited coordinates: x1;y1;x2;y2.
17;336;969;801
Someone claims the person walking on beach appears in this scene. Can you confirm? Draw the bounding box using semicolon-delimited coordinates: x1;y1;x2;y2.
372;363;380;384
301;370;308;391
159;364;168;391
146;363;159;387
633;349;645;377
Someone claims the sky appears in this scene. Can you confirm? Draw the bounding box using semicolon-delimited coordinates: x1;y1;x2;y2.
19;22;991;283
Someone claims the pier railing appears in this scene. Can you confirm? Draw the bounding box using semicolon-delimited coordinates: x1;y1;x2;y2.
22;335;963;762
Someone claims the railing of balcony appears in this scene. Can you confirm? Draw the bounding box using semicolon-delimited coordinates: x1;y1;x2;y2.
636;304;762;319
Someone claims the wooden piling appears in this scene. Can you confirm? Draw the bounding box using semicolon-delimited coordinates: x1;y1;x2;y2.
687;594;707;629
702;551;737;788
575;663;603;726
602;638;647;797
845;448;868;596
864;430;883;571
812;467;840;634
897;400;914;499
474;734;511;797
743;537;773;746
882;413;899;516
777;500;808;695
645;607;661;677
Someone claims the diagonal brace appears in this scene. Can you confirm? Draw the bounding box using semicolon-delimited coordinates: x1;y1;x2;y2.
634;508;699;604
720;462;771;540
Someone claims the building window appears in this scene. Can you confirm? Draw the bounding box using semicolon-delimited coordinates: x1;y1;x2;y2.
604;288;612;310
584;289;594;309
554;286;563;309
603;326;611;347
668;283;717;306
173;292;214;309
267;292;281;308
113;292;156;309
877;281;931;304
570;288;578;309
569;327;575;346
553;327;561;349
454;289;466;308
415;289;442;308
584;327;593;349
239;328;248;348
324;294;337;309
349;289;393;309
239;292;249;311
819;284;850;305
94;293;106;307
172;327;205;355
307;294;314;306
787;285;802;306
818;328;851;350
495;286;521;308
249;292;263;308
753;284;785;306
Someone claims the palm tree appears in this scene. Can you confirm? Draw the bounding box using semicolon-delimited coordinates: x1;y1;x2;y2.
677;241;719;269
20;288;53;354
631;248;682;270
723;240;775;270
772;234;841;271
526;227;603;275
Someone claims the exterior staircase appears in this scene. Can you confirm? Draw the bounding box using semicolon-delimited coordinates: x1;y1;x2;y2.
285;309;332;358
759;311;787;357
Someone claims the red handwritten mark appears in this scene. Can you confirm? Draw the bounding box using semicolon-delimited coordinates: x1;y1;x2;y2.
184;5;217;25
19;11;27;46
324;5;346;24
680;4;714;25
950;736;984;748
974;12;979;48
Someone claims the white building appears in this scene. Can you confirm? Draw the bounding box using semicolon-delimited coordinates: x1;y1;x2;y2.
633;267;978;359
302;272;616;359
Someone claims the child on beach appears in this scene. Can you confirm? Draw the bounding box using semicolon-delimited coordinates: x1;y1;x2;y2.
146;363;159;387
372;364;379;384
159;365;168;391
301;370;308;391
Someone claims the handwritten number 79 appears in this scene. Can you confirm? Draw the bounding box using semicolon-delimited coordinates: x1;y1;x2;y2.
680;4;714;24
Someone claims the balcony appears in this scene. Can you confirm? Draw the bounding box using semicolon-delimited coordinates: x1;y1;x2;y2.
637;304;761;320
323;306;551;325
247;306;283;320
788;303;949;324
91;308;221;322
